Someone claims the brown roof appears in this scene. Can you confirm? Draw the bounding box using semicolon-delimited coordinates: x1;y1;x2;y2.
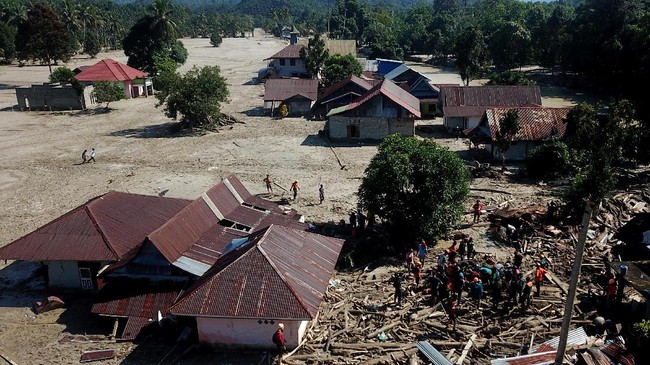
484;107;570;141
327;79;421;118
440;86;542;117
0;192;190;261
264;44;304;60
320;75;373;101
169;224;344;320
91;279;183;319
264;78;319;102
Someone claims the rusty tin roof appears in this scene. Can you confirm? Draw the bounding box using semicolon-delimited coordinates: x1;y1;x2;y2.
327;79;421;118
264;44;304;60
169;224;344;320
264;78;319;102
440;85;542;117
483;107;570;141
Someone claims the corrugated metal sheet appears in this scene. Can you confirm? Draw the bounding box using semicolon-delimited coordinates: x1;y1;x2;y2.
264;79;319;102
120;317;152;340
75;58;147;82
491;351;555;365
80;349;116;363
320;75;373;101
440;85;542;117
169;224;344;320
91;279;182;319
416;341;453;365
600;341;634;365
206;180;242;217
327;79;421;118
224;174;252;201
0;192;190;261
531;327;588;353
485;107;570;141
264;44;304;60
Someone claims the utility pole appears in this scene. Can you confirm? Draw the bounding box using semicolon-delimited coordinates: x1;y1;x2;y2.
554;203;593;365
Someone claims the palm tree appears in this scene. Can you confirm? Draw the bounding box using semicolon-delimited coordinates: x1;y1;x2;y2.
58;0;81;35
148;0;178;40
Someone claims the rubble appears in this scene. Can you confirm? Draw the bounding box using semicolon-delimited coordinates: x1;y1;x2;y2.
282;188;650;364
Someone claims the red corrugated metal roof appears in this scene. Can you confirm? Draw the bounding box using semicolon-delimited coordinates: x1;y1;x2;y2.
320;75;373;101
120;317;152;340
0;192;190;261
600;342;635;365
484;107;570;141
264;78;319;102
328;79;421;118
225;173;252;200
264;44;304;60
75;58;148;82
206;182;240;217
169;225;344;319
440;85;542;117
91;279;183;319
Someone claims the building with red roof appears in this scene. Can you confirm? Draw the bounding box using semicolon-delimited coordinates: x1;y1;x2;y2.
74;59;153;99
326;79;421;140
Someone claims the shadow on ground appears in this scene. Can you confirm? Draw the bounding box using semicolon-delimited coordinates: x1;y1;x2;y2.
120;340;271;365
109;123;203;139
243;106;267;117
301;134;380;148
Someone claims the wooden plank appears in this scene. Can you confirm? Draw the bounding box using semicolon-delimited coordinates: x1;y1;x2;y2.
456;334;477;365
80;349;116;363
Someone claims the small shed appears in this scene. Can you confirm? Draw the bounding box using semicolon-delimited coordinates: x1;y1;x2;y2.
263;78;318;116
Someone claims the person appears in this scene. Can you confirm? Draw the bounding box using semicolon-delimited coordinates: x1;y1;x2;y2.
446;297;457;331
534;263;547;297
470;277;484;309
467;237;476;260
472;200;484;224
88;148;96;163
318;184;325;204
349;211;357;228
357;211;366;231
289;181;300;200
429;272;442;306
521;277;533;308
513;251;523;268
509;273;524;306
539;254;552;270
604;277;617;309
453;270;465;302
413;259;422;287
458;237;467;261
392;273;403;305
81;149;87;163
263;174;273;194
417;239;428;266
492;276;503;309
437;250;447;270
455;125;461;141
405;249;415;272
272;323;287;364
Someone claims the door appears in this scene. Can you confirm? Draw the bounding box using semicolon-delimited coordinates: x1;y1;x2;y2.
347;125;360;138
79;267;93;289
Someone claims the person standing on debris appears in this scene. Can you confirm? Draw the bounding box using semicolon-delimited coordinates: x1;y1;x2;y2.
492;276;503;309
429;271;442;306
289;181;300;200
81;149;87;163
534;263;547;297
349;211;357;228
405;249;415;273
521;277;533;308
472;199;484;224
470;277;484;309
263;174;273;194
446;297;457;331
318;184;325;204
467;237;476;260
392;272;403;306
417;239;428;266
458;236;467;261
357;210;366;231
539;254;552;270
510;272;524;306
437;250;447;271
272;323;287;364
413;259;422;287
604;276;617;309
513;251;523;268
88;148;96;163
453;270;465;302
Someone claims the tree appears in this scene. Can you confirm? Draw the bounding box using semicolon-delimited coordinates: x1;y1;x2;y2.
156;65;229;130
300;34;329;79
0;21;16;62
488;20;531;70
93;81;125;109
210;32;222;47
486;71;535;86
50;67;75;83
358;134;470;246
454;26;489;85
495;109;520;171
15;3;76;75
321;54;362;87
83;33;101;58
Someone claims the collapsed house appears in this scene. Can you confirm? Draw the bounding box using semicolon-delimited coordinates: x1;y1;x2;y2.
15;82;95;110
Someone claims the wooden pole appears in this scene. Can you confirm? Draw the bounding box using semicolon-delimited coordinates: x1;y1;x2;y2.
554;204;593;365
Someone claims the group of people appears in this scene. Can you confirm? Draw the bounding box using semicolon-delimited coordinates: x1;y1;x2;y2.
81;148;96;163
262;174;324;204
395;235;552;331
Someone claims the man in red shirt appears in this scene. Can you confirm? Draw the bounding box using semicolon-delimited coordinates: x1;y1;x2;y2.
272;323;287;364
472;200;484;224
534;263;547;297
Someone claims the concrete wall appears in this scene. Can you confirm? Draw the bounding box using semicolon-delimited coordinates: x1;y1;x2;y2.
196;317;309;348
443;116;481;130
271;59;307;78
16;84;90;110
328;116;414;140
286;99;312;115
487;141;535;161
46;260;81;288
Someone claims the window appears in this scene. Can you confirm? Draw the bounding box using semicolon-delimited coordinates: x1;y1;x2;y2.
290;59;296;66
279;59;286;66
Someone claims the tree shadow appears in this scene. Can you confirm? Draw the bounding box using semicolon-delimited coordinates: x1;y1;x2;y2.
0;105;18;111
0;261;46;307
108;122;204;139
242;78;261;85
0;83;16;90
242;106;267;117
55;291;116;335
301;134;380;148
119;339;267;365
415;123;456;139
72;108;113;116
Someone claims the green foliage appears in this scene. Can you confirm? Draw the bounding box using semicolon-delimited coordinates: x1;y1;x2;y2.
488;20;531;70
49;67;75;83
358;134;470;246
525;138;575;180
330;0;368;41
633;319;650;339
0;21;16;61
364;10;405;60
83;33;101;58
15;3;76;75
322;54;363;87
300;34;329;78
156;65;229;130
495;109;520;169
210;32;222;47
454;26;489;85
487;71;536;86
93;81;126;109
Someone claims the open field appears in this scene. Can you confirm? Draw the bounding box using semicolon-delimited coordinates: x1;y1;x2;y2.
0;31;584;364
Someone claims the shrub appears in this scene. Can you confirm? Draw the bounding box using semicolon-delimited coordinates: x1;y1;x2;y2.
526;138;575;180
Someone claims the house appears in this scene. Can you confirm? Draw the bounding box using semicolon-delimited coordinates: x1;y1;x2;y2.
0;192;190;289
312;75;374;117
326;79;421;140
384;64;440;117
15;82;95;110
263;78;318;116
261;44;308;79
467;107;570;160
376;58;404;76
168;224;344;348
74;58;153;99
439;85;542;130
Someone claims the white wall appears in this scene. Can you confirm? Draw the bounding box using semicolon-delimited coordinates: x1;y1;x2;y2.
273;59;307;78
197;318;309;348
46;260;81;288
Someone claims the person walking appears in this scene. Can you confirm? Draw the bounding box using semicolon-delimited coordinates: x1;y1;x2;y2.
521;277;533;308
272;323;287;364
263;174;273;194
81;149;88;163
392;273;403;306
405;249;415;273
88;148;96;163
467;237;476;260
417;239;428;266
289;181;300;200
319;184;325;204
446;297;457;331
534;263;547;297
472;200;484;224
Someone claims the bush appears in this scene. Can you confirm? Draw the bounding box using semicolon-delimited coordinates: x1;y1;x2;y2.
486;70;536;86
210;33;222;47
525;138;575;180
